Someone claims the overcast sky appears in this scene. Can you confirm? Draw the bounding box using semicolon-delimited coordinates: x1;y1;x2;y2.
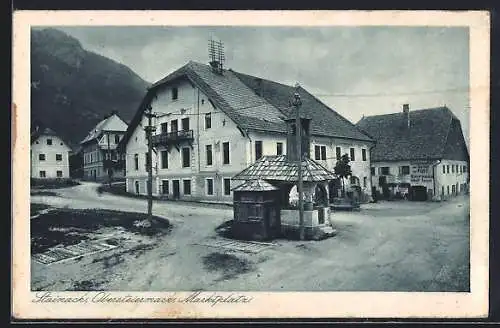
56;26;470;144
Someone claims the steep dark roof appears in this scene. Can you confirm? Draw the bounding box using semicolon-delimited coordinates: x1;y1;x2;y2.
233;71;371;141
31;127;59;144
356;107;467;162
81;113;128;145
232;155;337;182
119;61;373;151
232;179;279;192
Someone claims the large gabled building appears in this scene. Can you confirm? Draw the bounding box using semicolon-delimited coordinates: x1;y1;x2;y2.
80;112;128;181
119;60;374;203
356;105;469;201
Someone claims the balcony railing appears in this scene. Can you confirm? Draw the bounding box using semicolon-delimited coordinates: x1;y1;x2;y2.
152;130;194;147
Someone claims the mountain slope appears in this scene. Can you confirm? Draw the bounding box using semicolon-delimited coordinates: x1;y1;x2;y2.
30;28;150;149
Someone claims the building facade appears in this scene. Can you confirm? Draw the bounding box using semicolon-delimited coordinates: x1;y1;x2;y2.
121;61;374;203
80;113;128;181
31;127;71;179
357;105;469;201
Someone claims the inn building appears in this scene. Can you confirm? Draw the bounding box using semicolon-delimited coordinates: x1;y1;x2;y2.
119;60;374;203
356;105;469;201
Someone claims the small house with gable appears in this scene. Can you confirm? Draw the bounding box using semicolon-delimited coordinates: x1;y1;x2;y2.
356;105;469;201
80;112;128;181
31;127;71;179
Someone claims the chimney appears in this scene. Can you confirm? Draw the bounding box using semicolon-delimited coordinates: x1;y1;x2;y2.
255;78;263;97
209;60;221;74
403;104;410;128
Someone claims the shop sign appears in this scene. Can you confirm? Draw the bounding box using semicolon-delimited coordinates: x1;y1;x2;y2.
410;164;433;183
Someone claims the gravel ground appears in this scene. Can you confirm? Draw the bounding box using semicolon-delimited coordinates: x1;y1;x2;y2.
31;182;470;292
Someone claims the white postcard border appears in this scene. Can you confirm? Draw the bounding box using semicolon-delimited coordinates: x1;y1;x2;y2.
12;10;490;319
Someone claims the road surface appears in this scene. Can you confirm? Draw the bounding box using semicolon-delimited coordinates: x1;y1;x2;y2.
31;182;470;292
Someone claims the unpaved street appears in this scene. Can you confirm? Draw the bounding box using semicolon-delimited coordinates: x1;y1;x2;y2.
31;182;469;292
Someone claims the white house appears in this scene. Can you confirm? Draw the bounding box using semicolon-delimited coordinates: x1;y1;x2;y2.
80;112;128;181
120;60;374;203
31;127;71;179
356;105;469;201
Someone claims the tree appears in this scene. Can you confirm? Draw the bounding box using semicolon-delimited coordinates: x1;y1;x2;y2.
334;154;352;197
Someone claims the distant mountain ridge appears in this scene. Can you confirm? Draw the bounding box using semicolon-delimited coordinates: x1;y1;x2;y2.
30;28;150;149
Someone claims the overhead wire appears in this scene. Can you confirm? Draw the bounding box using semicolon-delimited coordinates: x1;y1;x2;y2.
136;87;470;117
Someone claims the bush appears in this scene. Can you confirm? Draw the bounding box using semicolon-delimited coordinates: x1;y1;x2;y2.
98;183;129;196
98;183;163;200
31;178;80;189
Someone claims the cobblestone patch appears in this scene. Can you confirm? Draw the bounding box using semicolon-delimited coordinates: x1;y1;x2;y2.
33;240;118;265
193;237;276;254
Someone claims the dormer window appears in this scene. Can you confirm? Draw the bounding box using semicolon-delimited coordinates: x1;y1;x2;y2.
46;139;52;145
172;87;178;100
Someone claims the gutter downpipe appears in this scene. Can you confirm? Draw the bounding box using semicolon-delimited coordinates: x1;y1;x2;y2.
244;129;252;168
368;141;377;202
197;89;201;173
432;159;441;201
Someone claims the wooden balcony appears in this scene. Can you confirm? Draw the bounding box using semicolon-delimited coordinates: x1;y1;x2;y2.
152;130;194;149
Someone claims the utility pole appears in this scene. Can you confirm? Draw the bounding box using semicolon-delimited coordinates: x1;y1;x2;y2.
145;105;156;222
293;84;305;240
107;131;111;188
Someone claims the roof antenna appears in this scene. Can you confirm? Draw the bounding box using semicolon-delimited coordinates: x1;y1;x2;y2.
208;38;225;75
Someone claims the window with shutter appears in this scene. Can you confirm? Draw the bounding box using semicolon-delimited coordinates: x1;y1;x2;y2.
161;151;168;169
223;142;230;164
205;113;211;129
183;180;191;195
182;148;190;167
276;142;283;155
314;145;321;160
206;179;214;195
255;141;263;161
206;145;213;166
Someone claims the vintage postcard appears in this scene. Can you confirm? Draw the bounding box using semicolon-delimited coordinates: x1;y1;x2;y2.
12;10;490;319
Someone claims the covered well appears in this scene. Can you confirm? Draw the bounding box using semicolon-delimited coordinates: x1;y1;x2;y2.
232;155;337;240
232;179;281;241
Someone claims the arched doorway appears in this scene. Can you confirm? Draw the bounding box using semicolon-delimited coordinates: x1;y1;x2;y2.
287;184;300;208
134;181;140;194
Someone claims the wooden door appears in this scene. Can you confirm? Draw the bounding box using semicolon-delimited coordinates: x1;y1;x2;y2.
172;180;180;199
